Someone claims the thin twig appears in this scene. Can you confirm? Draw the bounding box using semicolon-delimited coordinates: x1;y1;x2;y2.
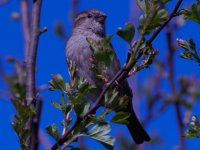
51;1;184;149
61;109;72;136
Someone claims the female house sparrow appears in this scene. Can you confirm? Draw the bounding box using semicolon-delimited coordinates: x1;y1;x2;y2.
66;9;150;144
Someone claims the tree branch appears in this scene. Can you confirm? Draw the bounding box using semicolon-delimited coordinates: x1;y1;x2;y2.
51;1;184;149
25;0;43;150
20;0;31;62
26;0;42;105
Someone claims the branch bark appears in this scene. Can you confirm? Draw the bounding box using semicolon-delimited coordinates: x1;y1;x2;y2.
31;98;43;150
25;0;43;150
20;0;31;62
26;0;42;105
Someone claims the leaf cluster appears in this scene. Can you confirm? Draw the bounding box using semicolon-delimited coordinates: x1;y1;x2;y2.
181;0;200;24
185;116;200;138
177;38;200;65
136;0;168;35
4;58;37;149
87;36;114;82
12;100;36;150
48;72;119;149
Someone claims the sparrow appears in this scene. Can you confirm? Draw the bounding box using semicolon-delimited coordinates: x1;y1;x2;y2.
66;9;150;144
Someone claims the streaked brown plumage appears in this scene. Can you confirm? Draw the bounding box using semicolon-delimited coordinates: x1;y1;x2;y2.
66;9;150;144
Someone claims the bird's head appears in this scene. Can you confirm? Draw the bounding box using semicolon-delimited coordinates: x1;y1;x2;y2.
74;9;107;37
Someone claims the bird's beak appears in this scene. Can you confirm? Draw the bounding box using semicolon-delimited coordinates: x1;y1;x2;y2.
97;15;107;24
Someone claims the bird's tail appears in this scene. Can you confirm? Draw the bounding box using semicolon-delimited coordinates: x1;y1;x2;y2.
126;108;150;144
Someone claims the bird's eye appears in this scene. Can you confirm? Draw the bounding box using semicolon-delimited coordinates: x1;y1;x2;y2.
87;14;92;18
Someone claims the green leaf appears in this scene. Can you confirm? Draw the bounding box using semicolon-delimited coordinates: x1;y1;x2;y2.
181;0;200;24
82;101;90;115
62;104;72;115
49;74;66;92
189;38;197;52
90;109;111;125
86;35;115;82
136;0;150;14
69;78;95;103
184;131;197;138
67;60;77;78
105;89;119;109
65;83;71;93
136;0;168;14
88;124;110;136
21;129;31;142
87;35;114;67
60;94;66;106
84;124;115;150
51;100;62;110
117;23;135;43
5;75;26;100
177;39;190;51
139;8;168;35
74;100;90;117
184;116;200;138
51;95;72;115
11;100;36;136
110;112;130;124
77;78;95;97
60;95;72;115
73;118;92;134
177;38;200;64
46;123;60;140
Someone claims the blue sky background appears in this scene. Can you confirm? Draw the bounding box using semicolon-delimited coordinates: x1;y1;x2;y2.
0;0;200;150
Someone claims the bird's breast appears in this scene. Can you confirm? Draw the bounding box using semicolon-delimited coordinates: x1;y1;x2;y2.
66;33;101;86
